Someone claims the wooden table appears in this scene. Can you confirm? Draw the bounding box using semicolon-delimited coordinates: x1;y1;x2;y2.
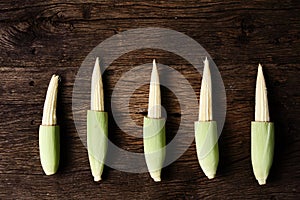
0;0;299;199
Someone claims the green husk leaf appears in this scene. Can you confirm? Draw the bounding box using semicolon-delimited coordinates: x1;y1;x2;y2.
194;121;219;179
87;110;108;181
251;121;274;185
39;125;60;175
143;117;166;182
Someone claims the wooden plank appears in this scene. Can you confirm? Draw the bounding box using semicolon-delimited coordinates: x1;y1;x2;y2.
0;0;300;199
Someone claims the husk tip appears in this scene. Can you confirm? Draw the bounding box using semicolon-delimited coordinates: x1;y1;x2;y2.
206;174;216;179
150;171;161;182
257;178;266;185
152;177;161;182
94;176;102;182
44;169;56;176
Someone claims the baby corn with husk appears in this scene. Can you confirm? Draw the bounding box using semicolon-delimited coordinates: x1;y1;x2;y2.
251;64;274;185
194;57;219;179
143;59;166;182
39;75;60;175
87;57;108;182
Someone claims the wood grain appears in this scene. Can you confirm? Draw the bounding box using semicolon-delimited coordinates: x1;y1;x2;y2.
0;0;300;199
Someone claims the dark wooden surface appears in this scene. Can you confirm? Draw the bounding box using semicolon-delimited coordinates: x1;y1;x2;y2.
1;0;300;199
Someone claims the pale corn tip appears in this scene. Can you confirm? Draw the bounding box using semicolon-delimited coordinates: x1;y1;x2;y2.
42;74;59;126
255;63;269;122
91;57;104;111
199;57;212;121
148;59;161;119
151;59;159;84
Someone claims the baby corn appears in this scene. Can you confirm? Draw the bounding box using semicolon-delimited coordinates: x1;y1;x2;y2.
87;57;108;182
251;64;274;185
195;57;219;179
143;60;166;182
39;75;60;175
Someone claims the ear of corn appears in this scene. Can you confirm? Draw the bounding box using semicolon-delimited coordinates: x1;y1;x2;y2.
199;57;212;122
39;125;60;175
42;75;59;126
39;75;60;175
148;60;161;119
251;121;274;185
143;116;166;182
87;110;108;181
255;64;269;122
252;64;274;185
194;121;219;179
91;57;104;111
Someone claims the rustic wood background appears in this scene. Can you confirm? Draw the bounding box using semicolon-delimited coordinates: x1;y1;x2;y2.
0;0;299;199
